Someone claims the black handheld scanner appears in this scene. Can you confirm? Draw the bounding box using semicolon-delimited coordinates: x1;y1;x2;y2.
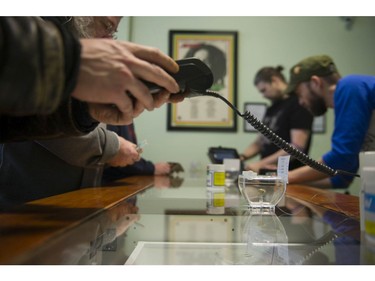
144;57;214;97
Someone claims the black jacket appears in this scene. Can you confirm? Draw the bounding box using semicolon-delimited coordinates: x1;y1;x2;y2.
0;17;97;142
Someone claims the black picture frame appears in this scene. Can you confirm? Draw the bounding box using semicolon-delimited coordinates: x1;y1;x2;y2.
243;102;267;132
167;30;238;132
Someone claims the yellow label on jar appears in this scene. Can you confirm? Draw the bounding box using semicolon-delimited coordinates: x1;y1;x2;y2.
213;192;225;207
365;220;375;235
213;172;225;186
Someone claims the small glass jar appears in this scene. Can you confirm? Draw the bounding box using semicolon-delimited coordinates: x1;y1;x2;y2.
238;173;286;213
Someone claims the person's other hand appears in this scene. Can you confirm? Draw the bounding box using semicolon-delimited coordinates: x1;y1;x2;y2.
154;162;171;175
245;162;262;173
245;162;277;173
153;90;188;108
106;137;140;167
71;39;180;125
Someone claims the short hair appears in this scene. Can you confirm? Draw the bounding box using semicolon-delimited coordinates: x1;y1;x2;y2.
321;72;342;85
253;66;286;86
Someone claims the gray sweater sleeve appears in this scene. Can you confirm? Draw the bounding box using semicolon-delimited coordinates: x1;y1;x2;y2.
35;124;120;167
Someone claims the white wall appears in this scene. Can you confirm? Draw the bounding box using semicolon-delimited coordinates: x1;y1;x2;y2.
117;16;375;195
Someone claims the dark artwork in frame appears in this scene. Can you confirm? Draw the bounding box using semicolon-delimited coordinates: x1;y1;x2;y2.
167;30;238;132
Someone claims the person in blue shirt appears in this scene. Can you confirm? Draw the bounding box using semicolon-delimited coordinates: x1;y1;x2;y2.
287;55;375;189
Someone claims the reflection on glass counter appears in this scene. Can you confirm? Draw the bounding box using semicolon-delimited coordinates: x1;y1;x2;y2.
119;179;363;265
1;175;367;265
241;211;289;265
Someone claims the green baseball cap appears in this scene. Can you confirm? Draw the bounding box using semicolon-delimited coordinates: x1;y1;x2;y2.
285;55;338;94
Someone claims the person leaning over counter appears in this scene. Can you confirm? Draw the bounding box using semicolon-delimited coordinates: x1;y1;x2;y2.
287;55;375;189
0;17;166;205
240;65;313;173
0;16;186;207
0;17;181;142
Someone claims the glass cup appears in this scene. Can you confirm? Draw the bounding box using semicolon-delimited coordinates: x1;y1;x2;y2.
238;174;286;213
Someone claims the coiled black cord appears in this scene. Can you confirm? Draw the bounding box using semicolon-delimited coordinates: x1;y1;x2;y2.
203;90;359;178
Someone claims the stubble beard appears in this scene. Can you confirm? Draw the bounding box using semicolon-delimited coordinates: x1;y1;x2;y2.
306;84;327;116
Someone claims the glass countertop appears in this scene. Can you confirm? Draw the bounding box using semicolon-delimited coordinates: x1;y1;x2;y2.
90;177;370;265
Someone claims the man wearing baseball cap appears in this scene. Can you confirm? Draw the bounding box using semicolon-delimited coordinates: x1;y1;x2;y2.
286;55;375;189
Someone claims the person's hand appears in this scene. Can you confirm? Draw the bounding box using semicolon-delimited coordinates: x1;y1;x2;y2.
245;162;262;173
106;136;141;167
245;162;277;173
71;39;180;125
169;162;184;173
154;162;171;175
153;90;188;108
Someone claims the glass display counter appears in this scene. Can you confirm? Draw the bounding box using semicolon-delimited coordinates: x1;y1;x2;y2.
0;175;371;265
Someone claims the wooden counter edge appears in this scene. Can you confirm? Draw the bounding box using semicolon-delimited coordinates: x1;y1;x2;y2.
286;184;360;220
0;175;155;264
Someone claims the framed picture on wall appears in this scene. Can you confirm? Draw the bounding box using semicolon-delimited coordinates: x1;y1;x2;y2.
167;30;238;132
243;102;267;133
